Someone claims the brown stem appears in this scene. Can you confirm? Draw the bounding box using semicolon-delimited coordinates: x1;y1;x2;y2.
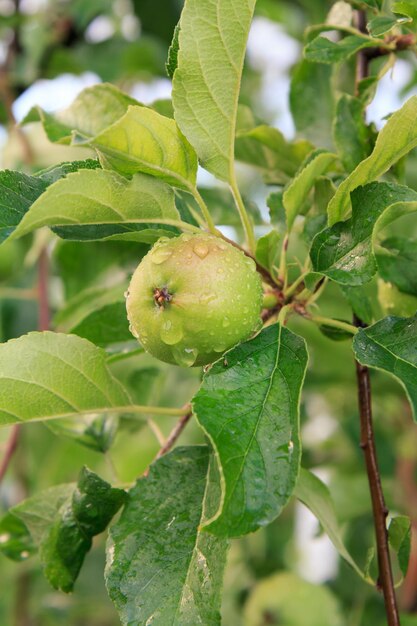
142;406;193;477
353;19;400;622
155;408;193;461
354;315;400;625
355;10;371;95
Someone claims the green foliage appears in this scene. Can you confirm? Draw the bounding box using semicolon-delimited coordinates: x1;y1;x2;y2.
353;314;417;420
193;324;308;536
106;447;228;625
1;0;417;623
172;0;256;182
0;332;130;424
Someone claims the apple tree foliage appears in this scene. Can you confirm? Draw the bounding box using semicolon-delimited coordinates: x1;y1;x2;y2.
0;0;417;624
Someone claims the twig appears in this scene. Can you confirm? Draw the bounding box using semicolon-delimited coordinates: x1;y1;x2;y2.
154;408;193;460
355;320;400;625
353;13;400;623
142;406;193;477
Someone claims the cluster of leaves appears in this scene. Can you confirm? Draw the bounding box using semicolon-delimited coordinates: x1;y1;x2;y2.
0;0;417;624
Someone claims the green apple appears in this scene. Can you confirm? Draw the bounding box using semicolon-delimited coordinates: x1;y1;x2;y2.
126;233;263;366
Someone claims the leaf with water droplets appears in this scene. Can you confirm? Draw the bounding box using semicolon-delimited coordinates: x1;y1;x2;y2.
353;314;417;421
310;182;417;286
105;446;228;626
192;324;308;537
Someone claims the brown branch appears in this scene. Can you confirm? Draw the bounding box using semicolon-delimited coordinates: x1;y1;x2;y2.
155;408;193;460
353;15;400;622
142;406;193;477
355;359;400;624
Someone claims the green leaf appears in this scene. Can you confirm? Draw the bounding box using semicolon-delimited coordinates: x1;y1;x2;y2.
378;280;417;317
192;323;308;537
255;230;280;275
46;413;118;453
333;95;371;172
86;106;198;191
393;1;417;21
353;314;417;420
54;284;130;347
283;149;338;231
389;515;411;577
0;331;131;425
0;160;101;243
294;468;365;578
310;182;417;286
172;0;256;181
23;83;139;144
36;158;101;184
290;60;334;149
41;467;126;592
53;239;148;299
328;96;417;225
0;484;74;561
340;284;374;325
0;512;37;561
106;446;228;626
305;34;383;64
235;125;314;184
166;21;180;78
0;171;48;243
243;572;344;626
367;16;410;36
376;237;417;296
8;169;180;244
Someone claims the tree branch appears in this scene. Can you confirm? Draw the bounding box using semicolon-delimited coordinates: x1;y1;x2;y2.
353;11;400;624
155;408;193;461
143;405;193;477
355;358;400;625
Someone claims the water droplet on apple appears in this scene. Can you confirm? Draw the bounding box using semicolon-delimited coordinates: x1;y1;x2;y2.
222;317;230;327
172;346;198;367
150;246;172;265
193;243;209;259
160;319;183;345
129;323;139;339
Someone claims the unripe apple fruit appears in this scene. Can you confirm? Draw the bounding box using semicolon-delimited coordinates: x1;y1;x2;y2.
126;233;263;366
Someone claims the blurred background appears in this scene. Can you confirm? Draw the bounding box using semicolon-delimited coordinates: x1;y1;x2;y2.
1;1;417;625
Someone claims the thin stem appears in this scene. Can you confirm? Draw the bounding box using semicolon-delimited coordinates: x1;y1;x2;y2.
278;235;289;287
283;269;310;300
154;408;193;460
305;314;358;336
229;175;256;253
353;13;401;622
106;347;145;364
190;188;218;235
355;357;400;625
142;405;193;477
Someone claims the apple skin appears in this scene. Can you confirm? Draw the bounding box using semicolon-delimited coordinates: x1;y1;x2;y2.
126;233;263;366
